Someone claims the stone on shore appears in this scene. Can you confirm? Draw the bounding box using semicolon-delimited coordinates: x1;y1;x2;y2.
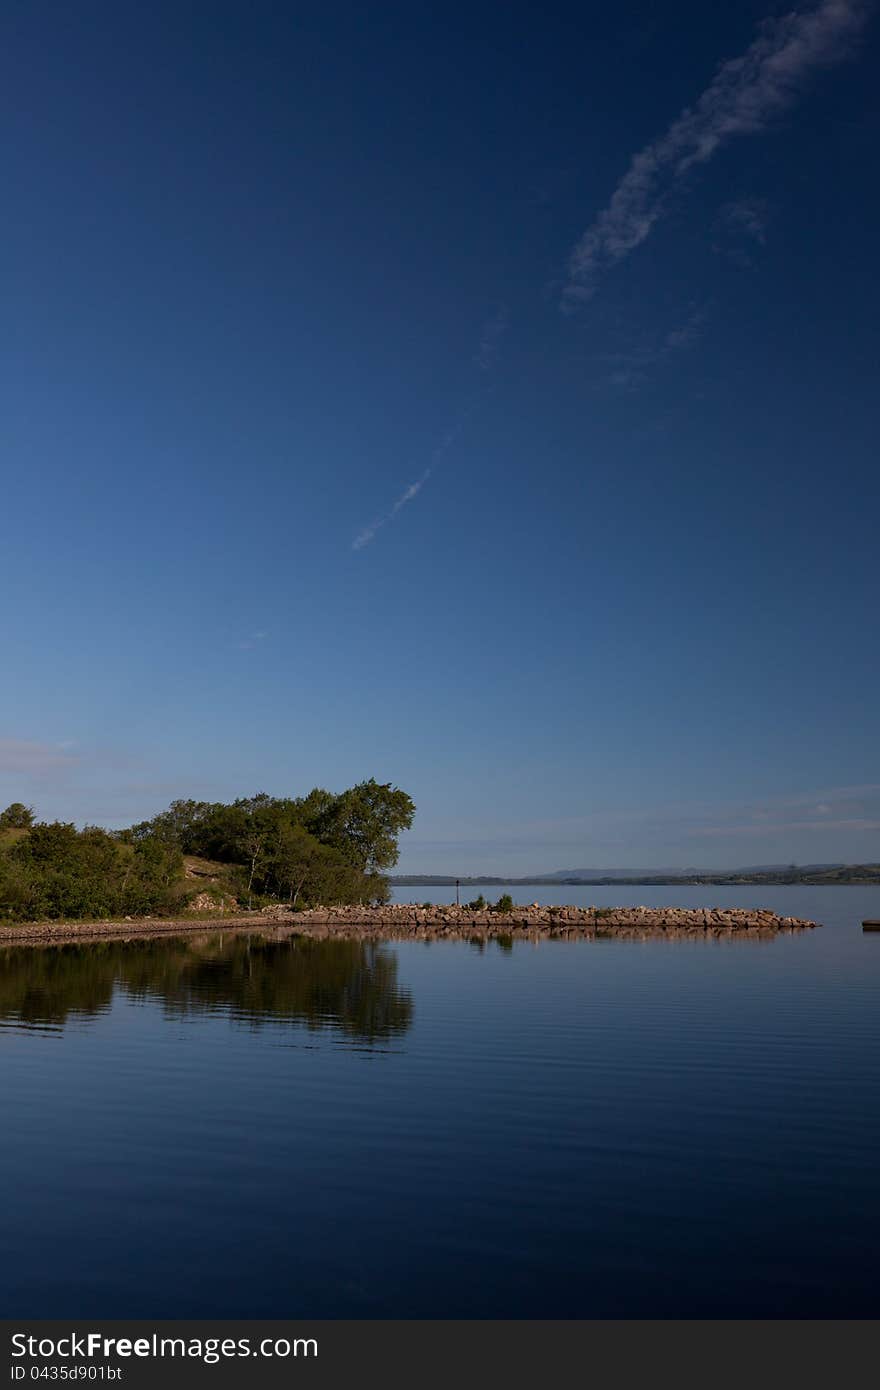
283;902;817;939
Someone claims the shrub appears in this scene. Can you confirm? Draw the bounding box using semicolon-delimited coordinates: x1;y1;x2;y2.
0;822;182;921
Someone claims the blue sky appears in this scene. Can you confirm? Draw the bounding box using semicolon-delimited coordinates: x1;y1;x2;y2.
2;1;878;872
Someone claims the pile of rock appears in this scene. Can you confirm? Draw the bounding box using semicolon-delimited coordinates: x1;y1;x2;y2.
284;902;817;939
188;891;238;913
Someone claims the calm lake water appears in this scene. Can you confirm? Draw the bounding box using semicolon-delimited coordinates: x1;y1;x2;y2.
2;884;879;1318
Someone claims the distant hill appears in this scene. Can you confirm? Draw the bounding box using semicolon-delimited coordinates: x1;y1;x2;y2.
546;863;848;879
545;867;699;881
392;864;880;887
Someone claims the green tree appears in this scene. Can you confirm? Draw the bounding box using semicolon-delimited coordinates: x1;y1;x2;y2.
314;779;415;874
294;787;338;831
236;815;274;904
128;799;213;850
269;824;326;906
0;803;34;830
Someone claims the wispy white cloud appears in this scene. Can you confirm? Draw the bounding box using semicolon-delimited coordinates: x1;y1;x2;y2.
353;312;506;551
0;738;80;778
712;198;772;264
564;0;870;305
236;630;269;651
722;197;769;244
352;469;432;551
684;783;880;839
601;304;708;388
694;816;880;836
664;305;707;350
399;784;880;871
474;307;508;371
390;471;431;517
512;784;880;846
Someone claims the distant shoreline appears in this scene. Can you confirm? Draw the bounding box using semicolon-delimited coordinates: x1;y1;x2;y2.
392;869;880;887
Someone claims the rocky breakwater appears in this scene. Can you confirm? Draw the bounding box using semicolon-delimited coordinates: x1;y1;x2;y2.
271;902;818;940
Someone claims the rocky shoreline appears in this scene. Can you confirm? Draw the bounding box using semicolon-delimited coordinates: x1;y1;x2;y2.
280;903;817;939
0;902;818;947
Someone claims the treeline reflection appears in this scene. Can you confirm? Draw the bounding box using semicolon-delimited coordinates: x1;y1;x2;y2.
0;934;413;1041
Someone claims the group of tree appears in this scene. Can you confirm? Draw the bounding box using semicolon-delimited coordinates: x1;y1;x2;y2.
0;780;415;922
124;780;415;906
0;820;182;922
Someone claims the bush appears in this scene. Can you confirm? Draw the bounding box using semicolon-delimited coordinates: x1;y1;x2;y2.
467;894;486;911
0;822;182;922
494;894;514;914
0;803;34;830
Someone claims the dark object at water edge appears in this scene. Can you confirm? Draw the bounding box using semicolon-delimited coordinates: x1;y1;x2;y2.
862;920;880;931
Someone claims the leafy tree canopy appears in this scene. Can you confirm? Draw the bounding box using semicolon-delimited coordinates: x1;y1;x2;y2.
312;779;416;874
0;780;414;922
126;781;413;892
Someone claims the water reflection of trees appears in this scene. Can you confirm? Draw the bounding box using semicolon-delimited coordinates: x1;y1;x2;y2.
0;934;413;1042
